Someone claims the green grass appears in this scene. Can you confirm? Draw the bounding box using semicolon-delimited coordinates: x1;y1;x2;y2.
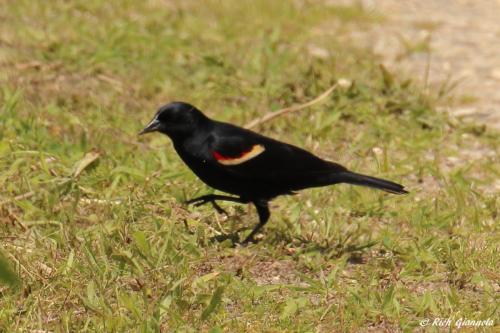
1;0;499;331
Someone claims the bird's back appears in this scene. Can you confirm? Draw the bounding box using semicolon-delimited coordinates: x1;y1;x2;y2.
175;120;347;199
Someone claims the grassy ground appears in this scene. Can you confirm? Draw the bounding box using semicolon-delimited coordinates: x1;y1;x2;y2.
0;0;498;331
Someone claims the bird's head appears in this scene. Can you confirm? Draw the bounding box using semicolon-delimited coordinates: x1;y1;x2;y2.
139;101;208;139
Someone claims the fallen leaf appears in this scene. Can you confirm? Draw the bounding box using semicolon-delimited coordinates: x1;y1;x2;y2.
73;150;100;178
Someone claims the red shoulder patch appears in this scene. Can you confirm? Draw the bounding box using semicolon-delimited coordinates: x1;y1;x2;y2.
213;144;265;165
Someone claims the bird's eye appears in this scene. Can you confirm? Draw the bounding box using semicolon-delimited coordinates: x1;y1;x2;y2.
157;112;169;123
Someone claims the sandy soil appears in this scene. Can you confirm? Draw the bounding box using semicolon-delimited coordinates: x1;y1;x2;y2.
338;0;500;129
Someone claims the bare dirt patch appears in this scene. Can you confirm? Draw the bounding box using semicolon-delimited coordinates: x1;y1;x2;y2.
335;0;500;129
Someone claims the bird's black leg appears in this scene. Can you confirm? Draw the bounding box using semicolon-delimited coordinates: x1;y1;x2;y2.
242;200;270;244
185;194;247;215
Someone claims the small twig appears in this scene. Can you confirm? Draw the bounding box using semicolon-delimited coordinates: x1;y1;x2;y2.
14;191;35;201
22;220;62;227
0;191;35;207
5;208;28;231
244;84;337;129
79;198;123;205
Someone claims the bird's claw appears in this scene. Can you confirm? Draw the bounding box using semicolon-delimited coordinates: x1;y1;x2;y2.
192;200;207;207
185;197;228;215
211;202;228;215
185;198;204;205
240;235;257;245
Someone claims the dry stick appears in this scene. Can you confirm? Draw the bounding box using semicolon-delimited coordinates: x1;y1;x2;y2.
0;191;35;207
244;84;338;130
14;191;35;201
5;208;28;231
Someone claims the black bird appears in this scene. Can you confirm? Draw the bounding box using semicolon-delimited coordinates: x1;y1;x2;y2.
140;101;407;244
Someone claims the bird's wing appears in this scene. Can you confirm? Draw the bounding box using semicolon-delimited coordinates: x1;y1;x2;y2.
208;129;345;181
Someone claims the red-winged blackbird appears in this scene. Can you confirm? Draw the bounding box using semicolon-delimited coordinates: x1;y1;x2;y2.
140;101;407;243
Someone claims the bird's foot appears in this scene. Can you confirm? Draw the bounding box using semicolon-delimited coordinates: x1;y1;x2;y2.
239;232;263;246
185;196;207;205
185;196;228;215
210;201;228;215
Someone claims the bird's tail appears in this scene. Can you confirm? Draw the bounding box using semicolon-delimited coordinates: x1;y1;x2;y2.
332;171;408;194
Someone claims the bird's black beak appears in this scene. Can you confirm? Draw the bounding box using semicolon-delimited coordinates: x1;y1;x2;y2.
139;118;160;135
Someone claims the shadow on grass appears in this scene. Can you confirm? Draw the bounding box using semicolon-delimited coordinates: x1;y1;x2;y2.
208;220;378;262
209;231;242;245
293;238;378;262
